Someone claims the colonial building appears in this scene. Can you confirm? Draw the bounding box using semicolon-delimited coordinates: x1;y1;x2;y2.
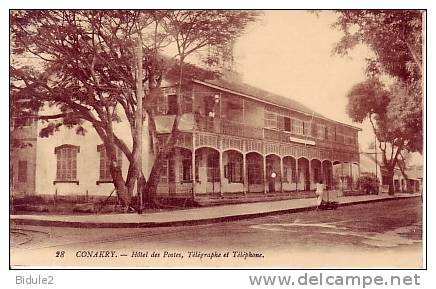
153;78;361;200
359;152;422;194
11;77;361;202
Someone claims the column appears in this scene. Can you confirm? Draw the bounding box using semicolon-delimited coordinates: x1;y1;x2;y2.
330;162;333;190
263;156;267;194
191;133;196;199
219;150;224;196
358;163;361;179
280;157;284;193
349;162;353;190
192;148;196;199
307;160;311;191
320;161;324;185
243;153;247;196
295;159;299;192
341;162;344;192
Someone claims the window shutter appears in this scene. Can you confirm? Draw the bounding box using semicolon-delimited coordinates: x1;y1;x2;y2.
18;160;27;182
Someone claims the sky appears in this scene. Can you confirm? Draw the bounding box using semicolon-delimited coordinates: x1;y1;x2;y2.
232;11;376;151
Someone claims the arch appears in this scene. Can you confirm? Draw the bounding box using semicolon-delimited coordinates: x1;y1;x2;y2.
195;145;220;153
160;146;194;196
266;153;281;159
245;150;263;155
54;144;80;154
350;162;360;190
297;157;310;191
322;160;334;190
173;144;193;151
266;154;281;193
246;152;264;194
298;156;310;162
246;151;263;159
222;148;243;154
282;156;297;192
176;146;193;155
222;150;244;186
310;159;322;184
195;147;220;194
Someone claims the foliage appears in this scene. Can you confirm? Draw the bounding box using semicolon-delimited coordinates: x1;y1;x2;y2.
333;10;423;89
356;173;380;194
334;10;423;193
10;10;258;209
346;78;421;193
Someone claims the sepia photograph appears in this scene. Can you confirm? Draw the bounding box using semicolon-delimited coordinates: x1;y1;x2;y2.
9;9;424;268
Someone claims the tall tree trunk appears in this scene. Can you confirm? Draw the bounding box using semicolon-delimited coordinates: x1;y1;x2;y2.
385;168;395;195
142;132;179;207
125;163;138;206
110;165;130;207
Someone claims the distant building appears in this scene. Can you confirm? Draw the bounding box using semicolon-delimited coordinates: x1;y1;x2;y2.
359;152;422;194
11;76;361;202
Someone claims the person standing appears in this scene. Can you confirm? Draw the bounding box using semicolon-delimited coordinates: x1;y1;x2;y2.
315;182;324;207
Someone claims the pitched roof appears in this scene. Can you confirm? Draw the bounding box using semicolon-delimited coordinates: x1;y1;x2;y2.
196;78;325;118
193;78;361;130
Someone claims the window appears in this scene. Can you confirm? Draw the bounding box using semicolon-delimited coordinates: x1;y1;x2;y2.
55;145;79;183
167;94;179;115
207;154;220;182
225;161;243;183
284;117;291;132
292;166;298;183
292;119;303;135
13;116;34;128
303;121;311;136
195;155;200;182
315;124;325;139
18;160;27;182
247;163;263;184
325;126;329;140
313;167;321;183
312;123;317;138
283;166;289;182
168;159;176;183
97;144;122;182
160;160;169;183
277;115;285;130
181;158;192;182
264;110;278;129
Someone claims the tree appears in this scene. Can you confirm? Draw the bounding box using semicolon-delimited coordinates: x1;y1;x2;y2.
346;78;421;194
10;10;258;210
142;11;258;206
356;173;380;195
333;10;424;194
333;10;423;90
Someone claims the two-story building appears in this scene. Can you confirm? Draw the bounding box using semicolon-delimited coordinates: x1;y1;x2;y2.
153;77;361;200
11;76;361;203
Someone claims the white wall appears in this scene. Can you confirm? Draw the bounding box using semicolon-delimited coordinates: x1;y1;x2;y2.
34;105;153;197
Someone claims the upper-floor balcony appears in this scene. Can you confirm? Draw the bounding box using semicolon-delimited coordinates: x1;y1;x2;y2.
195;114;264;139
155;113;358;152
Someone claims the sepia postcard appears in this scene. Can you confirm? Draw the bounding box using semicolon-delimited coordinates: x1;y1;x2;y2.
10;9;425;268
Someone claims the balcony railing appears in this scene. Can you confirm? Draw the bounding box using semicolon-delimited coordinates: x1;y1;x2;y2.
193;115;358;152
195;115;263;139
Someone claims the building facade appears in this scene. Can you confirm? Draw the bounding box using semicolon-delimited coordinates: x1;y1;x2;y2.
153;78;361;200
359;152;422;194
11;77;361;201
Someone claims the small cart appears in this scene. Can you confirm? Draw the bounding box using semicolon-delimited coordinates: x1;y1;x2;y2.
317;187;339;210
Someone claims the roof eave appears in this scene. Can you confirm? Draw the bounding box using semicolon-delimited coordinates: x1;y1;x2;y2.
192;79;362;131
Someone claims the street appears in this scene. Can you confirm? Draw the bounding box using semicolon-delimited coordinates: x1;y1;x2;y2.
11;197;423;267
